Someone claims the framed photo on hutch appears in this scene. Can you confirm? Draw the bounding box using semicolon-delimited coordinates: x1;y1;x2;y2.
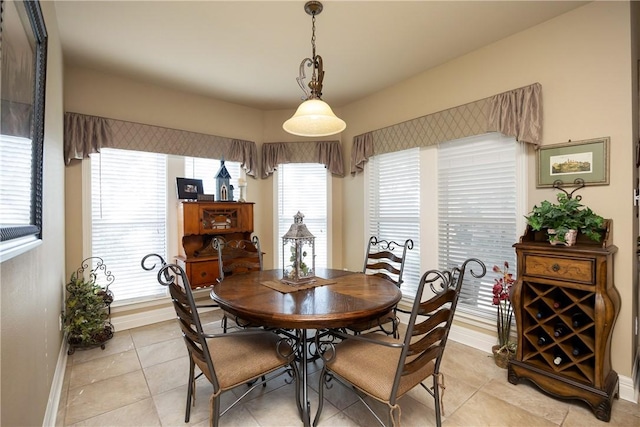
536;137;610;188
176;178;204;200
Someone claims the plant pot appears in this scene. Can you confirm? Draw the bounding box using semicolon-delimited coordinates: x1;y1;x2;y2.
67;323;114;355
492;345;514;369
547;229;577;246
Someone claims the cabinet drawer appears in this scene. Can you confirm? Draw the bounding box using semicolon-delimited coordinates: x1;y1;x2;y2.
523;254;594;284
188;261;219;287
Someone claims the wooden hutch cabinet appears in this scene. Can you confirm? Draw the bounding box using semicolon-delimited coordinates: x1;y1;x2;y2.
508;220;620;421
176;201;254;289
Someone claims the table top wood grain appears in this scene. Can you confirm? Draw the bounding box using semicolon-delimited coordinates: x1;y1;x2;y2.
210;268;402;329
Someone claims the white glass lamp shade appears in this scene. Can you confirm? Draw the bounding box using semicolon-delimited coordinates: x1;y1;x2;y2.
282;99;346;137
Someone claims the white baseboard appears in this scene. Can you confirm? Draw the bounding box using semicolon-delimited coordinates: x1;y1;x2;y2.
448;324;637;403
619;374;636;403
44;338;68;427
111;305;177;331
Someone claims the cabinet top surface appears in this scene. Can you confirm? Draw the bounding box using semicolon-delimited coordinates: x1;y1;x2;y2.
182;201;254;205
513;241;618;255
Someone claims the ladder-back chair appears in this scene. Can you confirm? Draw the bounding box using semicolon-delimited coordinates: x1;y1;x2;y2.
346;236;414;338
141;253;298;426
214;236;263;332
314;258;486;427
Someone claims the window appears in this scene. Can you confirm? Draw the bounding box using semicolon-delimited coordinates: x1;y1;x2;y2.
184;157;241;196
438;133;524;319
91;148;167;302
277;163;328;269
366;148;422;302
0;135;33;226
365;133;525;321
0;0;47;261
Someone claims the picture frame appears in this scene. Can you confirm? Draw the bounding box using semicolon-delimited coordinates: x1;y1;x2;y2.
536;137;610;188
176;178;204;200
0;0;47;247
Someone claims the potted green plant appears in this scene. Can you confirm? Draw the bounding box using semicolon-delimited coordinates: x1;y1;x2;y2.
525;193;605;245
63;271;114;354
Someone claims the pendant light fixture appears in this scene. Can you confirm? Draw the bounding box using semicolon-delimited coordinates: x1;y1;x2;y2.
283;1;346;137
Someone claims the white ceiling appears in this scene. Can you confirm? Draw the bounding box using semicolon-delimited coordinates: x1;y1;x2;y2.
54;1;588;111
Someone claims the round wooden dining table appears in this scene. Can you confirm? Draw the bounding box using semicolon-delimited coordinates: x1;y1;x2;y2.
210;268;402;427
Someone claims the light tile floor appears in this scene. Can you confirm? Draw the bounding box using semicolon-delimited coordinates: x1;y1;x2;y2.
56;310;639;426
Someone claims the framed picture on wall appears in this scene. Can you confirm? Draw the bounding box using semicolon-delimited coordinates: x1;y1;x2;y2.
176;178;203;200
536;137;610;187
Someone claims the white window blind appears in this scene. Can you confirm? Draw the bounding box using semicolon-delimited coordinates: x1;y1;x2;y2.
277;163;327;269
0;135;33;225
437;133;519;318
366;148;421;301
184;157;241;197
91;148;167;302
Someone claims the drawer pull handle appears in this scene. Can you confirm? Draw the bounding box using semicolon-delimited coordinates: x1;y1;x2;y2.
552;264;560;272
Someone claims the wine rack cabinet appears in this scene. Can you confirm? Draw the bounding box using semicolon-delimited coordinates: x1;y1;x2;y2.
508;223;620;422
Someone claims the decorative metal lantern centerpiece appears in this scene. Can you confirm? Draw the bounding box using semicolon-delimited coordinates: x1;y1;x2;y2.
282;211;315;284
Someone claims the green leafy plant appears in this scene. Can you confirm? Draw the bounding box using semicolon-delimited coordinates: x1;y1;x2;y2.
63;272;111;345
288;246;309;275
525;193;605;243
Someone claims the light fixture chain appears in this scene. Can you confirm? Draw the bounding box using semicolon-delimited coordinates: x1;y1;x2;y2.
311;13;316;60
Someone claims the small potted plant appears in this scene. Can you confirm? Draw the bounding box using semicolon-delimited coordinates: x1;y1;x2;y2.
525;193;605;245
491;262;516;368
63;262;114;355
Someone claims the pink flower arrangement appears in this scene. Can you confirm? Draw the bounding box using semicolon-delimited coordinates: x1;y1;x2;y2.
493;261;515;352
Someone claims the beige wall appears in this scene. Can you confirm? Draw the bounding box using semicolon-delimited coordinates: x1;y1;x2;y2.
339;1;636;378
0;1;66;425
63;67;270;268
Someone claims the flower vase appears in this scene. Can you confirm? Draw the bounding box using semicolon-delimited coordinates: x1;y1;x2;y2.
491;345;514;369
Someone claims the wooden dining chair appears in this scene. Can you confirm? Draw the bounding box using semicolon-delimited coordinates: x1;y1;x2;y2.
345;236;414;338
214;236;263;332
314;258;486;427
141;253;298;427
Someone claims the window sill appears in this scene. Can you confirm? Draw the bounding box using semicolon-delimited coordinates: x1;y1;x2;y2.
0;236;42;263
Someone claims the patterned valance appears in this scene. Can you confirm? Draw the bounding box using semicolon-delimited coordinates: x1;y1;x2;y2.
262;140;344;178
64;112;259;177
64;113;112;165
350;83;542;174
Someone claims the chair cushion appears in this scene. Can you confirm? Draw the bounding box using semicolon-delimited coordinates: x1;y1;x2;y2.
327;334;435;402
201;332;293;390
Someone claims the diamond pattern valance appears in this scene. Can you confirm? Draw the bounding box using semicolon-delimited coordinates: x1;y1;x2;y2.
64;113;258;176
351;83;542;174
262;140;344;178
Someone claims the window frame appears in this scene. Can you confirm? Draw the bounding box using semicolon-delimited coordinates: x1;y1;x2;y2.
436;133;527;322
0;0;48;262
365;148;422;305
274;163;330;270
89;148;169;304
364;134;527;325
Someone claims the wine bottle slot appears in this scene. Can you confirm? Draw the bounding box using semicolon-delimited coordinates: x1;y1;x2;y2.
553;354;564;365
572;313;585;328
553;323;566;337
536;308;548;319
